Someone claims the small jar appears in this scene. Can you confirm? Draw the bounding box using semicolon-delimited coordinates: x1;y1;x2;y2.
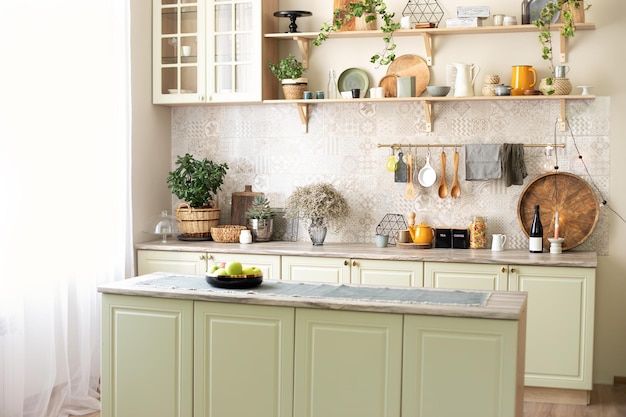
469;216;487;249
239;229;252;244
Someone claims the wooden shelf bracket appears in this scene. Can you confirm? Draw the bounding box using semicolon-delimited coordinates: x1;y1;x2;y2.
421;33;433;66
295;103;309;133
559;99;567;131
422;101;433;132
294;37;311;68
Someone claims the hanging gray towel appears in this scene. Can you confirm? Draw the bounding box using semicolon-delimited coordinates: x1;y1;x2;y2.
502;143;528;187
464;144;502;180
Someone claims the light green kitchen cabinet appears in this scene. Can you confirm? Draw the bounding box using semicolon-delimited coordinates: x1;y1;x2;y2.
508;265;595;393
137;249;281;279
101;294;193;417
294;308;403;417
424;261;508;290
153;0;278;105
282;256;423;287
194;302;295;417
137;249;208;275
402;314;525;417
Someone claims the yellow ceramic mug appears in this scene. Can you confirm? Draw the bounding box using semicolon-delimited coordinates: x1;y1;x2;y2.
511;65;537;96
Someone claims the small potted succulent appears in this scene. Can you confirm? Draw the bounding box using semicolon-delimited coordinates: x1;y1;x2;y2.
245;195;275;242
533;0;591;94
268;53;308;99
166;153;229;238
285;182;350;245
313;0;400;66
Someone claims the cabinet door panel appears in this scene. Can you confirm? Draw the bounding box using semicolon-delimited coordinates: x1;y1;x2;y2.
137;250;207;275
101;295;193;417
424;261;507;290
351;259;423;287
403;315;523;417
282;256;350;283
194;302;294;417
509;265;595;389
294;308;402;417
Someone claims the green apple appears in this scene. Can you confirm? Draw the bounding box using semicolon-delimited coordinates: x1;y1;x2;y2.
214;268;228;276
242;267;254;275
210;264;220;273
225;261;243;275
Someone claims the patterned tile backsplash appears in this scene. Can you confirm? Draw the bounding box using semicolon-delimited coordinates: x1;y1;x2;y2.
172;97;610;254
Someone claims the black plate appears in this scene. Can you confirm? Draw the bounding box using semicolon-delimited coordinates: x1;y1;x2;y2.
206;274;263;289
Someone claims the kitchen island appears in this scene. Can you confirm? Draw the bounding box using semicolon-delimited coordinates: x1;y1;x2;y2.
100;273;527;417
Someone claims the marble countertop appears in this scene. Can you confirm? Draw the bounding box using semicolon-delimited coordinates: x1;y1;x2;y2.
136;240;597;268
99;273;527;320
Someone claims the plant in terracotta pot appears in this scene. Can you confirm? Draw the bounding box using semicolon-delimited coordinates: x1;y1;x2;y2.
313;0;400;66
533;0;591;94
285;182;350;245
268;53;308;100
245;195;275;242
166;153;229;238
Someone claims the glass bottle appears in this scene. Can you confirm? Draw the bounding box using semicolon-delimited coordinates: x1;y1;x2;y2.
469;216;487;249
529;205;544;253
327;69;338;99
521;0;531;24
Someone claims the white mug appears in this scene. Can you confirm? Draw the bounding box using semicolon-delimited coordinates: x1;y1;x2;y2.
491;234;507;251
181;46;192;57
400;16;412;29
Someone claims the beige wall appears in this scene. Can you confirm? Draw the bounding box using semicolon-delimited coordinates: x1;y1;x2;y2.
131;0;626;385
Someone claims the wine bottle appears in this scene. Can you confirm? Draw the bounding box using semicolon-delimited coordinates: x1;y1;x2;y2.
529;205;544;253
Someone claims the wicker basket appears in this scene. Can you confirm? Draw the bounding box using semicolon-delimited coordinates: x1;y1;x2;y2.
175;202;220;238
210;225;247;243
539;77;572;95
282;83;307;100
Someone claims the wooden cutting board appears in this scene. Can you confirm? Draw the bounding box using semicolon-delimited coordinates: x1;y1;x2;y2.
386;54;430;96
334;0;356;31
517;172;599;251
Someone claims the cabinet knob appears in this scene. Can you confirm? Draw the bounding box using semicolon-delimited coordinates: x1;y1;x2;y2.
344;260;349;266
352;260;357;267
510;267;516;273
501;267;506;273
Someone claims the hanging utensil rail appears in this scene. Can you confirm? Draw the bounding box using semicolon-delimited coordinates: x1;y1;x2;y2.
377;143;565;150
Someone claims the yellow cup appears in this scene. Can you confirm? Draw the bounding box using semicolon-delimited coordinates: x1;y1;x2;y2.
511;65;537;96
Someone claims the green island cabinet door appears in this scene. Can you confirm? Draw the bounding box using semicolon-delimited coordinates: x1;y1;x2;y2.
293;308;403;417
194;302;295;417
101;294;193;417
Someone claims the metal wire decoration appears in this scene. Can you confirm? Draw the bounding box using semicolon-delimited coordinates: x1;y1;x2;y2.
402;0;445;27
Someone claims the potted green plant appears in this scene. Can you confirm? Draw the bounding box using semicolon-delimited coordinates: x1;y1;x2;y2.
268;53;308;100
245;195;275;242
166;153;229;238
313;0;400;66
533;0;591;94
285;182;350;245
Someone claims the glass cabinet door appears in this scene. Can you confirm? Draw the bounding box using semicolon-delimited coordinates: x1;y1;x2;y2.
154;0;205;103
207;0;261;102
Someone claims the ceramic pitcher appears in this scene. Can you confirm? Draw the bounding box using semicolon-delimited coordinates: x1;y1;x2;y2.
453;63;480;97
511;65;537;96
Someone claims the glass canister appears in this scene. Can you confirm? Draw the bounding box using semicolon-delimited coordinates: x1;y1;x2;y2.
469;216;487;249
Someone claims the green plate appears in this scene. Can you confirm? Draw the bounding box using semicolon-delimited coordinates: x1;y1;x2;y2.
338;68;369;97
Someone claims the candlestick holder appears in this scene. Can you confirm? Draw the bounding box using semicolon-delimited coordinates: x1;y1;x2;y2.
548;237;565;254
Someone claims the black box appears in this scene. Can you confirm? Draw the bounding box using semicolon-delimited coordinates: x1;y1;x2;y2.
452;228;469;249
434;228;452;248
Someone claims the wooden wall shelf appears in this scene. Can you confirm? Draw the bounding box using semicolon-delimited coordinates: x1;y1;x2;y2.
263;95;596;133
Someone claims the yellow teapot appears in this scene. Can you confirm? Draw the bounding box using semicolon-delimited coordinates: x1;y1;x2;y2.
407;213;435;245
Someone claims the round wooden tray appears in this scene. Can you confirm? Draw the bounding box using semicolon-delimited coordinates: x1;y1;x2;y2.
386;54;430;96
517;172;599;251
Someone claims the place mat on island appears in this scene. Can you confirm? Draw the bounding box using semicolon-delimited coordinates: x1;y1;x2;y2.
137;275;490;307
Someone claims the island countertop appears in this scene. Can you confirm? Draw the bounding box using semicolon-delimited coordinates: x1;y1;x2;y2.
135;240;597;268
98;273;527;320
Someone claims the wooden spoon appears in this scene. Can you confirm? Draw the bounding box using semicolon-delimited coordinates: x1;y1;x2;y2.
450;150;461;199
438;151;448;198
405;151;416;199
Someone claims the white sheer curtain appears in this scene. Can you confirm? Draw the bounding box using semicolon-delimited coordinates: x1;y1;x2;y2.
0;1;132;416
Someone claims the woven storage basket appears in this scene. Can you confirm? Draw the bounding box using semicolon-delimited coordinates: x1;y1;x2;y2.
282;83;307;100
175;202;220;238
210;225;247;243
539;77;572;95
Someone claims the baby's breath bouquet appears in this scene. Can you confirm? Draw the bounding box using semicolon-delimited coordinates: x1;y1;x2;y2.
285;182;350;231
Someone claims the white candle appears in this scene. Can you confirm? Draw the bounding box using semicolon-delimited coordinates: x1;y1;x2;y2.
554;211;560;239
